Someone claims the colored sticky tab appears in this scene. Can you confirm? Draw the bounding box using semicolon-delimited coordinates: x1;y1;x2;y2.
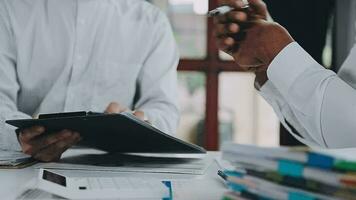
224;170;244;178
222;197;234;200
162;181;173;200
289;192;315;200
227;182;246;192
307;152;334;169
278;160;303;177
335;160;356;172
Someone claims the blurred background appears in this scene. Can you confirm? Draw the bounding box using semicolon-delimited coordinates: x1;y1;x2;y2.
147;0;356;150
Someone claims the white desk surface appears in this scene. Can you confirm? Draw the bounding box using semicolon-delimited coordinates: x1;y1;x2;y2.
0;150;228;200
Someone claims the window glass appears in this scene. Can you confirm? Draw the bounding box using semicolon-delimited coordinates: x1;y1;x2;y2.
219;72;280;147
152;0;208;59
177;72;206;144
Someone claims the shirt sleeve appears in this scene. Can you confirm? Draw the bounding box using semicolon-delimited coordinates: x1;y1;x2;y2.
134;11;180;135
0;12;31;151
259;81;322;147
261;42;356;148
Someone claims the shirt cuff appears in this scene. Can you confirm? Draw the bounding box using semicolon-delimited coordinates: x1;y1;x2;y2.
259;80;286;107
259;81;326;148
267;42;320;98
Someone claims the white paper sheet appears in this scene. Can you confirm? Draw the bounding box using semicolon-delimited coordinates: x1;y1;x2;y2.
35;149;212;175
0;150;33;166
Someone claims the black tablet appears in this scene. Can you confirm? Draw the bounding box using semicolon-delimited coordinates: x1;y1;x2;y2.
6;112;206;154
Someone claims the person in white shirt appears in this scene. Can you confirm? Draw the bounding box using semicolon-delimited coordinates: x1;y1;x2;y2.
214;0;356;148
0;0;179;161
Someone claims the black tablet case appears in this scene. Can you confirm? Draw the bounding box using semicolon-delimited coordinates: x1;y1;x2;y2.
6;112;206;154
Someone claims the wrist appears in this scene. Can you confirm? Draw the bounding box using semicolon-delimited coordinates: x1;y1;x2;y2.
263;23;294;66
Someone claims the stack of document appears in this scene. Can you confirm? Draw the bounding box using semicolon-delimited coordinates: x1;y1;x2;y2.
0;150;36;168
35;149;211;175
221;143;356;200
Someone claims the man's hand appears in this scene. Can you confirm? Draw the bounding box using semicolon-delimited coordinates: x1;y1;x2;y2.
105;102;147;122
19;102;147;162
220;20;293;70
214;0;269;53
18;126;81;162
214;0;294;87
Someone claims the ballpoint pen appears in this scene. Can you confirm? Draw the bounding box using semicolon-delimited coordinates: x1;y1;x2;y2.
207;0;249;17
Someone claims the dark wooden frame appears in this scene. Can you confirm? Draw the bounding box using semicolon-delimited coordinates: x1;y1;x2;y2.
177;0;245;150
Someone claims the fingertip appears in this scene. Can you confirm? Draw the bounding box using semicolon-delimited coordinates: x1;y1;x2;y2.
109;102;120;108
229;23;239;33
105;102;119;113
224;37;235;46
234;12;247;21
32;126;45;133
133;110;145;120
236;0;248;8
105;102;127;113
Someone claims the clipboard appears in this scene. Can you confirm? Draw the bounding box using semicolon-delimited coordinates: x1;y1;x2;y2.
6;112;206;154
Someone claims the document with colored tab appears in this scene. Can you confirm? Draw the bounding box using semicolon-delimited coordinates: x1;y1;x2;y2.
223;170;338;200
223;151;345;186
222;142;356;171
220;143;356;200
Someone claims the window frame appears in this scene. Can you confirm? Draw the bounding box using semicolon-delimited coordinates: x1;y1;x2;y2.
177;0;245;150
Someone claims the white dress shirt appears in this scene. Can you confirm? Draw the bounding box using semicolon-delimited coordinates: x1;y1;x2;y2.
0;0;179;151
259;22;356;148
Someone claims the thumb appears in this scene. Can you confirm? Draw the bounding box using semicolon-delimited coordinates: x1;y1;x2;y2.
105;102;127;114
247;0;268;20
133;110;145;121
